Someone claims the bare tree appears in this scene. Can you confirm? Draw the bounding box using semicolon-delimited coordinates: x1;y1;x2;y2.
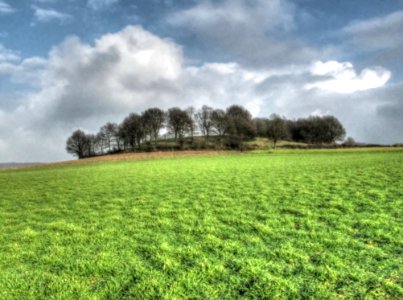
253;117;269;137
318;115;346;143
142;108;165;148
167;107;192;147
120;113;144;151
266;114;288;148
343;136;356;147
185;106;196;145
196;105;214;141
66;130;90;159
225;105;256;148
95;132;107;154
211;109;227;137
99;122;119;152
66;104;349;158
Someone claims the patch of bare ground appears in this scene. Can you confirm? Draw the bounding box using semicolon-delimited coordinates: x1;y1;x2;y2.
46;150;238;168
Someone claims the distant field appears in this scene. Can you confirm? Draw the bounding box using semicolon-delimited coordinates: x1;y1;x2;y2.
0;162;42;170
0;148;402;299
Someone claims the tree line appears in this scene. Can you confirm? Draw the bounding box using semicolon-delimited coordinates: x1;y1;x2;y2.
66;105;346;159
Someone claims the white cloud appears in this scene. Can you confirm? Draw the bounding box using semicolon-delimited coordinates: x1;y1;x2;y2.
0;44;20;62
0;46;46;86
0;26;400;162
0;26;268;161
0;1;13;14
0;56;46;85
87;0;119;10
255;74;401;145
305;61;391;94
31;5;72;23
39;26;184;122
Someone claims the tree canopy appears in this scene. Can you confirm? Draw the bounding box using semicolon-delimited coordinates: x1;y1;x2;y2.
66;104;347;159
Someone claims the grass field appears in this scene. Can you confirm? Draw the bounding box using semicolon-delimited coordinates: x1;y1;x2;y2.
0;148;402;299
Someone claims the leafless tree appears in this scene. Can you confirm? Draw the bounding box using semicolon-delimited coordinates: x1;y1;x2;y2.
120;113;144;151
185;106;196;145
225;105;256;148
266;114;288;148
142;108;165;148
99;122;119;152
196;105;214;141
66;130;90;159
211;109;227;137
167;107;192;147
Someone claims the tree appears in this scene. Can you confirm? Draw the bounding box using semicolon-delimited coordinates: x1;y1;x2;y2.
226;105;256;138
118;123;129;151
167;107;192;147
120;113;144;151
196;105;214;141
99;122;119;152
254;117;269;137
287;119;303;142
225;105;256;148
343;136;356;147
142;108;165;148
211;109;227;137
317;115;346;143
287;115;346;144
66;104;349;158
185;106;196;145
66;130;90;159
266;114;288;148
95;132;107;154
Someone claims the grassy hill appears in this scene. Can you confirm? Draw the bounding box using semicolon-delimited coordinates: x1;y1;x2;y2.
0;148;402;299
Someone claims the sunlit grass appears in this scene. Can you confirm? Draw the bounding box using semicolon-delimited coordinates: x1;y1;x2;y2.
0;148;402;299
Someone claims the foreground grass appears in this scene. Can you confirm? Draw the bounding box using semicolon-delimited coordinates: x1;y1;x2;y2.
0;149;402;299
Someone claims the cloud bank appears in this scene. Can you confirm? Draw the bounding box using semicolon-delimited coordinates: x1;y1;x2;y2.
0;25;399;162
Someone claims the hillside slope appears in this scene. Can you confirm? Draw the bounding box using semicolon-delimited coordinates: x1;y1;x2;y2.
0;149;402;298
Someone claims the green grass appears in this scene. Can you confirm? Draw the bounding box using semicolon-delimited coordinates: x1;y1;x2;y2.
0;148;402;299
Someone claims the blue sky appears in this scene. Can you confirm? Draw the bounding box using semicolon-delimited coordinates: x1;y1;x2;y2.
1;0;403;162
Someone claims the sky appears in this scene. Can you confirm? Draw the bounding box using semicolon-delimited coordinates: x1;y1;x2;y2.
1;0;403;162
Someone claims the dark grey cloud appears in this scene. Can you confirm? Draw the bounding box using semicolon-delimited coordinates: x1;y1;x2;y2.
377;104;403;119
342;10;403;72
168;0;319;68
375;84;403;139
343;10;403;50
